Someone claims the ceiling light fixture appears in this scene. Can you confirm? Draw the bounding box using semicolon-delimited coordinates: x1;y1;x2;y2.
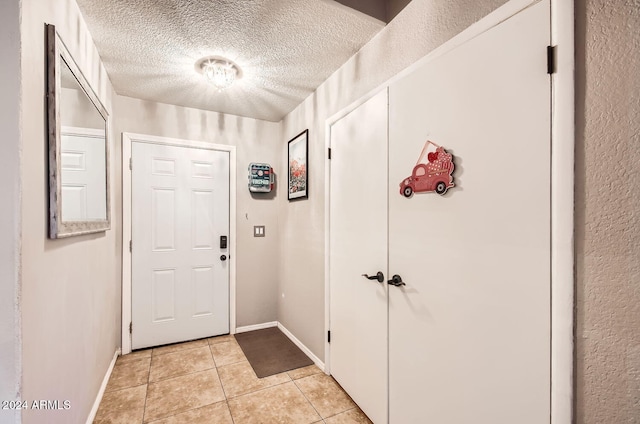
195;56;242;91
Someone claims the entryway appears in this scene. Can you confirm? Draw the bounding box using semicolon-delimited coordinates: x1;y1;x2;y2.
121;133;238;354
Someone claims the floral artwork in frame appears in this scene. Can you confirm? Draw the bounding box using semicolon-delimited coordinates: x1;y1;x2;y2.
287;129;309;200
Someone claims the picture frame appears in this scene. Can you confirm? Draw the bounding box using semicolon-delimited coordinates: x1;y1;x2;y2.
287;129;309;200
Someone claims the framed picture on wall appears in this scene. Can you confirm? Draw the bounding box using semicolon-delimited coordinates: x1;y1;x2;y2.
287;129;309;200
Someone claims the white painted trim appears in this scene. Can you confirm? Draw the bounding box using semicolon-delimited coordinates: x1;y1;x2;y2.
323;87;387;377
235;321;278;334
324;113;332;375
277;322;325;372
85;348;120;424
121;132;238;354
550;0;575;423
61;126;105;138
325;1;574;423
121;134;132;354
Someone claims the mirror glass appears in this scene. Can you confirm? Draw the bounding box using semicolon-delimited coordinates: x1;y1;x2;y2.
59;58;107;222
48;24;110;238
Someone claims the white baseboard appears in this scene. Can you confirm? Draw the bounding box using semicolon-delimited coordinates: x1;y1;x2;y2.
277;322;325;372
235;321;278;334
86;348;120;424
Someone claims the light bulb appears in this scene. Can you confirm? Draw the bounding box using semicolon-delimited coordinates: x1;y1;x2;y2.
203;60;237;91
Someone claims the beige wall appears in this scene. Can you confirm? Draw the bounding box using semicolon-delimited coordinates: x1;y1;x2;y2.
113;96;281;328
0;1;21;423
278;0;508;362
575;1;640;422
19;0;119;423
61;88;106;130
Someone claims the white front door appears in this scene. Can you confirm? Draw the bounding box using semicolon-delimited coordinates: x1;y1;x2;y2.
329;89;389;424
131;141;230;350
388;1;551;423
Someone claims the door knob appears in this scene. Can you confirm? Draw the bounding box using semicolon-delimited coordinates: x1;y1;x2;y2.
362;272;384;283
220;255;227;261
388;274;405;287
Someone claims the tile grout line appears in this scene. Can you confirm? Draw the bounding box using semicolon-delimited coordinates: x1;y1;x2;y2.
292;378;324;422
148;342;238;384
104;355;152;394
145;348;216;423
223;367;294;401
152;343;209;358
229;379;294;401
148;365;218;385
209;342;238;424
143;401;229;424
296;374;364;423
150;334;234;358
323;407;359;422
209;340;248;368
101;382;147;395
140;355;151;424
211;344;229;400
113;354;152;365
142;342;202;424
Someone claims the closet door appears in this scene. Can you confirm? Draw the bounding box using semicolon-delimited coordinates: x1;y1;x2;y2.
329;89;388;424
388;2;551;423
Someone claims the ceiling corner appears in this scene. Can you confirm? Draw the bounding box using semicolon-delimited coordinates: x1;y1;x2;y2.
333;0;388;23
333;0;413;23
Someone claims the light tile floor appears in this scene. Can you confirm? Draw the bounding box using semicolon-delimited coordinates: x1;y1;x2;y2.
94;335;373;424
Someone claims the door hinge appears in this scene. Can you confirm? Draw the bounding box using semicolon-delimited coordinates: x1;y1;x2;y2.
129;240;132;252
327;330;331;343
328;148;332;160
129;322;132;334
547;45;557;74
129;157;133;170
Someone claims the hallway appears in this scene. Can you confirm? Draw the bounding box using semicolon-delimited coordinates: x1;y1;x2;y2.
94;335;370;423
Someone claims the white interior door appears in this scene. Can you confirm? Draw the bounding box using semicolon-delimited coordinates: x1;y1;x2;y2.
329;89;388;424
132;142;230;349
388;1;551;423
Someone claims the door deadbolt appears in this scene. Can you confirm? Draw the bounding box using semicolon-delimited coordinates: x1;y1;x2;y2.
387;274;405;287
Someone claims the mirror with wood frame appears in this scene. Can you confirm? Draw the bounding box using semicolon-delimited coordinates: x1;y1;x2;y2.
47;24;110;238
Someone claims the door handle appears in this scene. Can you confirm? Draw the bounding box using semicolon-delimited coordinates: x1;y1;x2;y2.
387;274;405;287
362;272;384;283
220;255;227;261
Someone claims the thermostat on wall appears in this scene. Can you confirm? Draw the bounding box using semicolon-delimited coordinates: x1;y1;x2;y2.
248;163;274;193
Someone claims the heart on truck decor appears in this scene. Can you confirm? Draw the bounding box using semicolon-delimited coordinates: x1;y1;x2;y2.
399;140;456;198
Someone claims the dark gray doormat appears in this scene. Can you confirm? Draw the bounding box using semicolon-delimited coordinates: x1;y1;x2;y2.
234;327;314;378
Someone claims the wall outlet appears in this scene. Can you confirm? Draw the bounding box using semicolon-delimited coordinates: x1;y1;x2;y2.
254;226;265;237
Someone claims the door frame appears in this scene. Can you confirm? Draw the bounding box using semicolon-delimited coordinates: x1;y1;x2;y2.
121;132;237;355
324;0;574;422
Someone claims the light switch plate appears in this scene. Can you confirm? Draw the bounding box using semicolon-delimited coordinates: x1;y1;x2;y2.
254;226;265;237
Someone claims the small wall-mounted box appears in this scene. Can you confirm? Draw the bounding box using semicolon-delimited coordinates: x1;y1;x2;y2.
248;163;274;193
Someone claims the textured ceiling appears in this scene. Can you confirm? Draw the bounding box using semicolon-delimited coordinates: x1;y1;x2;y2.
75;0;386;122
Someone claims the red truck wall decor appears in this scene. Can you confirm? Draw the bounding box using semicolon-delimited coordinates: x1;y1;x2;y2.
399;140;455;197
